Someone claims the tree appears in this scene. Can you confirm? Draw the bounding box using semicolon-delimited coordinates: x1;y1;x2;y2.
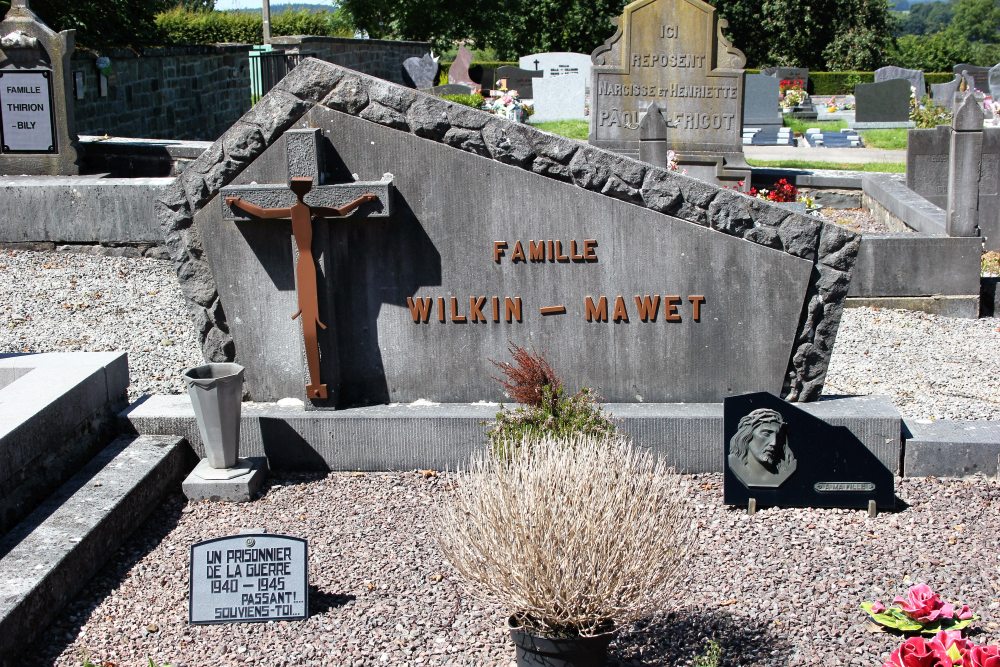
897;1;953;35
0;0;173;49
950;0;1000;43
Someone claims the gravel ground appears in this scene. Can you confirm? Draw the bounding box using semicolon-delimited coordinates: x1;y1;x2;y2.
17;471;1000;667
821;207;913;235
1;248;999;420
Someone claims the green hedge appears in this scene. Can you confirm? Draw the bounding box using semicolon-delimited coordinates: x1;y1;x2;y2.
155;7;353;45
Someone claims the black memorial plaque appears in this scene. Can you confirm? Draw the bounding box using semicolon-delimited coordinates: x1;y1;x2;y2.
723;392;894;510
190;533;309;624
495;66;542;98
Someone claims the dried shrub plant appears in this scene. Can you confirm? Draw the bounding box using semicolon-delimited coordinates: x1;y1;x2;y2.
487;343;617;454
438;434;695;638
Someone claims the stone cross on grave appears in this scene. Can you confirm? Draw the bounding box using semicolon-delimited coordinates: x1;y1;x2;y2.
219;129;393;402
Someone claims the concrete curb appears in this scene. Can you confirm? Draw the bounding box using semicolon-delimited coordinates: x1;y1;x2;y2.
0;435;193;663
903;420;1000;477
123;394;902;475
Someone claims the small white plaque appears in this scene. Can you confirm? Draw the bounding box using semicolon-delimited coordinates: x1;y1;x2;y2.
0;70;56;152
189;533;309;624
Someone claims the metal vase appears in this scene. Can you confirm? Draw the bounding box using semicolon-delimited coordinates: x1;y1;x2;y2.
182;363;245;469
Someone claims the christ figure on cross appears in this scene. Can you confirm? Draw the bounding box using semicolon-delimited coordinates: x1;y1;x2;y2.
225;176;376;400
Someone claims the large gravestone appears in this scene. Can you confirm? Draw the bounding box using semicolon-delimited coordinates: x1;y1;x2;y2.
853;79;912;127
875;65;926;99
906;125;950;209
154;59;860;408
448;45;477;89
742;73;782;128
953;64;990;93
589;0;750;188
0;0;78;175
931;75;963;111
990;63;1000;101
519;52;593;81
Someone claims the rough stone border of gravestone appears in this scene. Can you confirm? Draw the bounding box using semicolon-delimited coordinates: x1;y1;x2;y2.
154;58;859;402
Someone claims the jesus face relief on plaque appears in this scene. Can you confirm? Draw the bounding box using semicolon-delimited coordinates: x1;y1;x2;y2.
727;408;797;488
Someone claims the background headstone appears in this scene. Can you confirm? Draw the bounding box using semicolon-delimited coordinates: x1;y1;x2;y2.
906;125;950;208
762;66;808;91
590;0;750;188
0;0;79;175
495;65;542;98
519;51;593;80
854;79;911;124
742;73;782;128
402;52;439;90
989;62;1000;101
931;75;963;110
875;65;926;99
530;73;586;121
448;45;477;89
723;392;894;510
953;64;990;93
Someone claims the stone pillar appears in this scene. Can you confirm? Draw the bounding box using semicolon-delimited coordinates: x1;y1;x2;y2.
0;0;79;175
638;103;669;168
946;92;984;238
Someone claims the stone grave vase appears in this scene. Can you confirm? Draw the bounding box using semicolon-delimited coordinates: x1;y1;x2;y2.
182;363;245;472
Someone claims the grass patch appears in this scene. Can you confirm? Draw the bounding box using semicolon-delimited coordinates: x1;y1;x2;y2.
983;251;1000;277
529;119;589;140
747;159;905;173
782;118;847;135
858;129;909;150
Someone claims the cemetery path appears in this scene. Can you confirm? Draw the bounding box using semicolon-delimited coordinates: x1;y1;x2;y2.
19;471;1000;667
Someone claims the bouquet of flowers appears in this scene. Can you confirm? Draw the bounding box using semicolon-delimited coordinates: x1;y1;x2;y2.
780;87;808;110
863;584;976;634
486;89;532;123
882;630;999;667
748;178;798;203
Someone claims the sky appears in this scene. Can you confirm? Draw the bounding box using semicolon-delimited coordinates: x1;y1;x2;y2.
214;0;337;9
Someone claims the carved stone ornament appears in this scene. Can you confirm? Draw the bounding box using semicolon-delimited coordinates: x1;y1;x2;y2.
727;408;797;488
1;30;37;48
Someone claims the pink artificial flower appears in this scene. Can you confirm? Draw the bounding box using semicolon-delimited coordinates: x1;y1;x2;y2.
958;604;974;620
895;584;954;623
883;636;955;667
965;644;1000;667
872;600;887;614
933;630;972;657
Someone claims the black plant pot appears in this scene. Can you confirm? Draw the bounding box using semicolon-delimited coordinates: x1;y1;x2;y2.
508;617;615;667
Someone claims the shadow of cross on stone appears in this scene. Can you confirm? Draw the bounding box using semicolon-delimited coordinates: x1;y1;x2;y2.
219;129;394;401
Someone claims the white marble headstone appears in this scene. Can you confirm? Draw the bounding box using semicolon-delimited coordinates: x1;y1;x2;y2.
530;74;587;122
519;52;592;82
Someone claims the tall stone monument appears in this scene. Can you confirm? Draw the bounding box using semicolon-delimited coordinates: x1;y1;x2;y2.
0;0;78;175
589;0;750;189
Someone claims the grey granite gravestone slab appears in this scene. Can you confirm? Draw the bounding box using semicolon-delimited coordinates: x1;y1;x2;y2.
402;52;438;90
953;64;990;92
931;75;963;111
530;74;586;121
495;65;542;98
0;0;78;175
743;73;782;128
875;65;926;98
590;0;750;188
990;63;1000;101
519;52;593;81
906;125;950;208
854;79;911;123
448;45;477;88
153;57;859;406
761;66;808;91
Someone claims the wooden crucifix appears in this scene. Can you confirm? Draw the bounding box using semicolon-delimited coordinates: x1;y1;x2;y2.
219;128;394;403
225;177;375;400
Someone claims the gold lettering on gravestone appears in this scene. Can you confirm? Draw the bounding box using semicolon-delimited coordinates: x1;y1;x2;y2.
406;240;706;324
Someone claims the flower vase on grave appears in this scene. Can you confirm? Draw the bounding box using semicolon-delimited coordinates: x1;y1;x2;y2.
182;362;250;479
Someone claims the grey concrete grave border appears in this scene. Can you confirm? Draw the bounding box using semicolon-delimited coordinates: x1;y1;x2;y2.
0;434;192;662
0;351;128;534
153;58;860;402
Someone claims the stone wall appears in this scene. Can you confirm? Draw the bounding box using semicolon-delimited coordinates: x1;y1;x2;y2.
70;38;429;141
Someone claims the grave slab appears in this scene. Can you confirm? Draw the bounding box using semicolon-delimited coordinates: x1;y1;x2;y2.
904;419;1000;477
